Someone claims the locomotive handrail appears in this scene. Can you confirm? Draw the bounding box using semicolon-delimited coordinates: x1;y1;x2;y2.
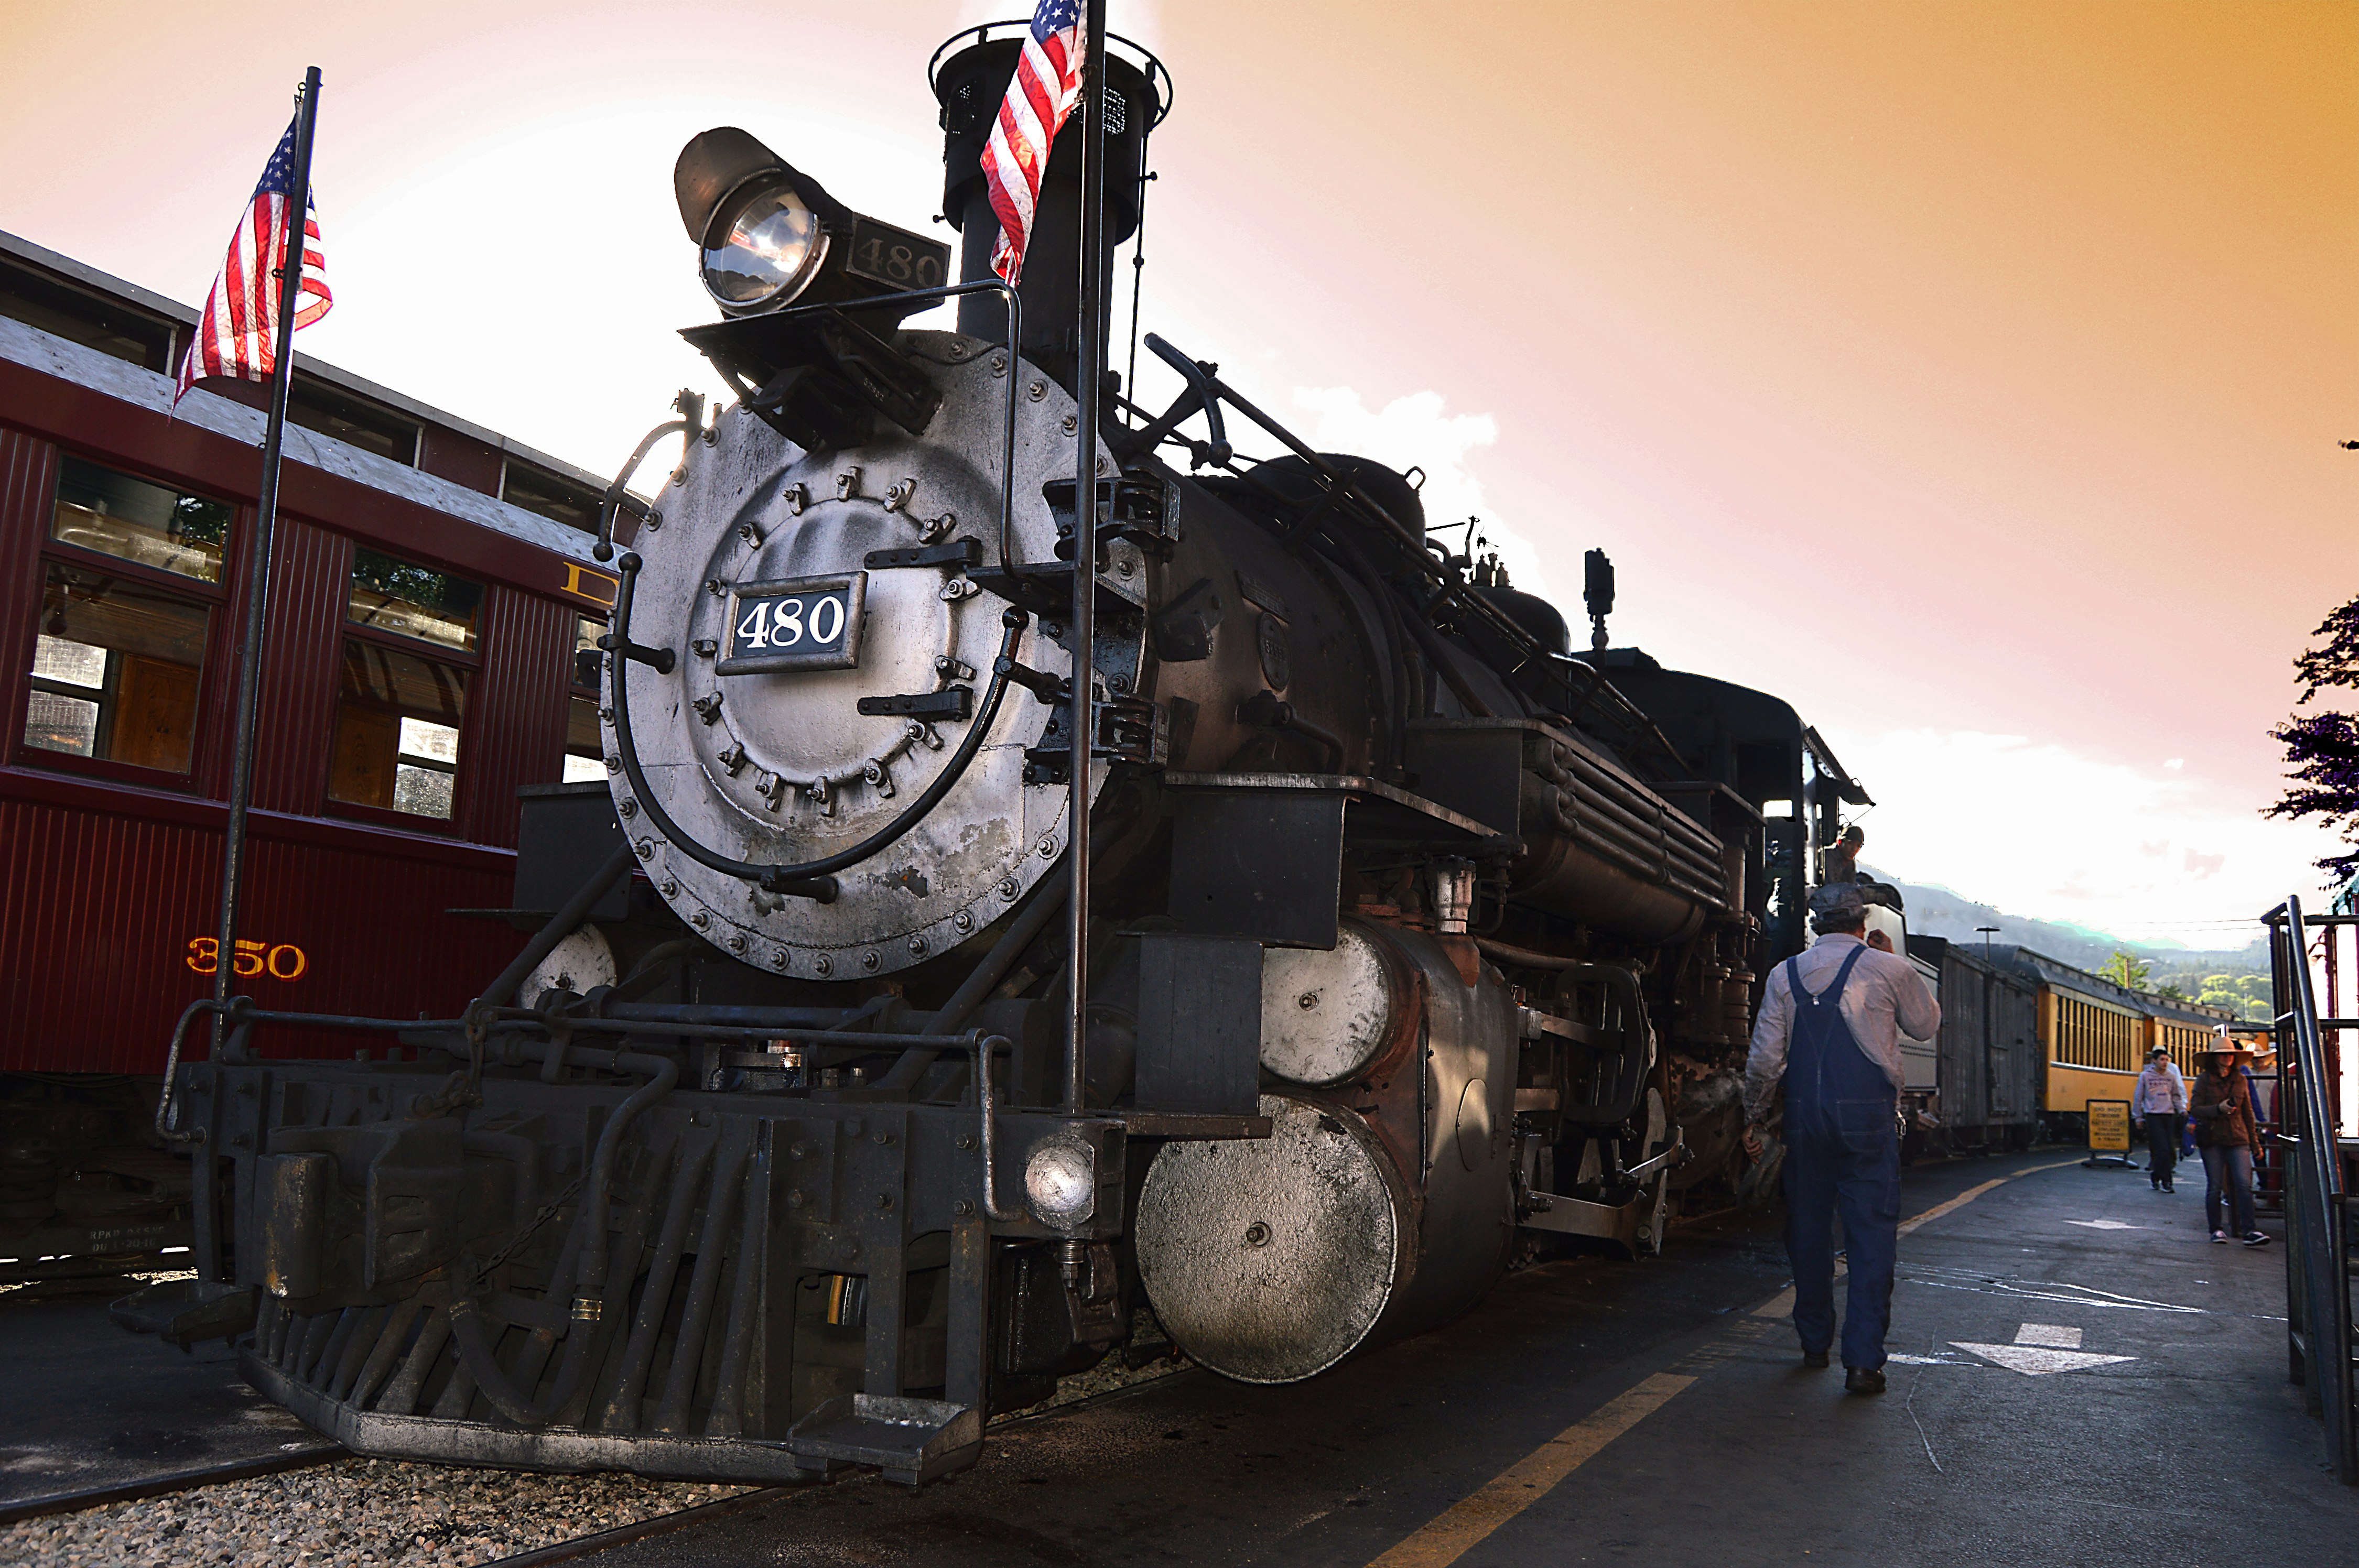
2266;894;2355;1483
154;995;472;1144
606;551;1031;897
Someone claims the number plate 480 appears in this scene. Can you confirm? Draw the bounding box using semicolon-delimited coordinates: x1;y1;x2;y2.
717;571;867;675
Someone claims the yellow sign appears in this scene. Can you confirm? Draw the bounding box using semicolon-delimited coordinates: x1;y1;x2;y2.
2086;1099;2131;1153
562;562;619;608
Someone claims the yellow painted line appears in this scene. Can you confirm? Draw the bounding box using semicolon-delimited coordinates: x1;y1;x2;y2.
1754;1156;2087;1316
1896;1179;2007;1237
1367;1372;1696;1567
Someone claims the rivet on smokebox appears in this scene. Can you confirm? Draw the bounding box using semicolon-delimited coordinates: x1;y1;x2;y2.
862;951;881;972
909;936;927;956
815;955;834;977
1027;380;1047;402
955;911;973;933
1039;836;1058;858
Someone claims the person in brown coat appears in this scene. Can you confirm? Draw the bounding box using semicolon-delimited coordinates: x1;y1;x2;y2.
2191;1040;2268;1246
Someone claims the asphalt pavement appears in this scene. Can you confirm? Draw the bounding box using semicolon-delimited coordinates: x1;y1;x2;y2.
561;1151;2351;1566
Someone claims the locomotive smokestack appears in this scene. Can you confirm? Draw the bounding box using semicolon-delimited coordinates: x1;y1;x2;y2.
933;32;1161;395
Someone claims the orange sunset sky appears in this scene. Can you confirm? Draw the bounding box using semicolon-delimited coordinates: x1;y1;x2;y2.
2;1;2352;944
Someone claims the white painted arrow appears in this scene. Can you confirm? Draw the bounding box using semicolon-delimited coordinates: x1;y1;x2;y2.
1950;1322;2135;1375
2063;1219;2150;1231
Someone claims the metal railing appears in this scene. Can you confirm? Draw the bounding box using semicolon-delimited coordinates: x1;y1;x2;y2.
2266;895;2355;1483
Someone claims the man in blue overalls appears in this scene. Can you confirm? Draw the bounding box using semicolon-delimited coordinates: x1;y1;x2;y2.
1741;883;1941;1394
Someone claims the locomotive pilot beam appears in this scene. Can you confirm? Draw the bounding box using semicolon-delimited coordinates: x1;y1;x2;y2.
131;25;1886;1486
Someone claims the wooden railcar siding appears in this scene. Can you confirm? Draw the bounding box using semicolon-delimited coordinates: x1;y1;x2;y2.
0;779;517;1072
250;519;354;816
467;584;575;848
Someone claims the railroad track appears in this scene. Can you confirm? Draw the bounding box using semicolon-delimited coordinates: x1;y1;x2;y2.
0;1443;347;1527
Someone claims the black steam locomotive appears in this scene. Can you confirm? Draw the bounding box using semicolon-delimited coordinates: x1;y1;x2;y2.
128;28;1870;1485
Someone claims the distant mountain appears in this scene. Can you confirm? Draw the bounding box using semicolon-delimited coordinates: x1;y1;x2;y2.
1858;865;2266;973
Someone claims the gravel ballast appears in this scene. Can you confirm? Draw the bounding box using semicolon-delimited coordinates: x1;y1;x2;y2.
0;1458;749;1567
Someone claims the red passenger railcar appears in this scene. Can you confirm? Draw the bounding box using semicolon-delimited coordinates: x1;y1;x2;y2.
0;231;627;1282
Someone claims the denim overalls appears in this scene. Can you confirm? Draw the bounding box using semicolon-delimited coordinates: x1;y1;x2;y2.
1781;944;1901;1371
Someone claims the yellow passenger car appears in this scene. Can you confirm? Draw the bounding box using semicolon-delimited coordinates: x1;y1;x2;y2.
1985;948;2238;1130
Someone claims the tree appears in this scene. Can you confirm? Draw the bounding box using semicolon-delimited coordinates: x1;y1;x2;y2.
2157;982;2187;1004
2269;597;2359;877
2099;950;2151;992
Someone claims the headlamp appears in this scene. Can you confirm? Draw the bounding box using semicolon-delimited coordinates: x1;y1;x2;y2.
1023;1139;1097;1227
700;179;826;310
674;126;945;322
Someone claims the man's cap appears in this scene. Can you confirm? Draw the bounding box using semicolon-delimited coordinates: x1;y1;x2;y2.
1810;882;1868;927
2148;1044;2168;1057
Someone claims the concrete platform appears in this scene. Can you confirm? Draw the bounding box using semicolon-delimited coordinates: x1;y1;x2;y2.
0;1291;337;1519
570;1154;2358;1565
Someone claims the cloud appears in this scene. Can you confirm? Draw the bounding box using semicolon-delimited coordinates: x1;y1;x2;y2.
2165;758;2185;770
1289;386;1554;597
1835;727;2339;941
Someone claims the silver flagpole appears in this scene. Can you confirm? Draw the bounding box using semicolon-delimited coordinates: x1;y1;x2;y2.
1063;1;1110;1121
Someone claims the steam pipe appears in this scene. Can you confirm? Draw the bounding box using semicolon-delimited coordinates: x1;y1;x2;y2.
446;1039;677;1427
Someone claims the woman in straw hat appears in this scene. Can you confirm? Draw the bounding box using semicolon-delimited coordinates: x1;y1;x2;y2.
2190;1032;2268;1246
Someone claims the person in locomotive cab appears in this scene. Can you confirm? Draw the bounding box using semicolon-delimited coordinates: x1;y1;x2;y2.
2133;1043;2188;1193
1740;881;1940;1395
1822;824;1866;884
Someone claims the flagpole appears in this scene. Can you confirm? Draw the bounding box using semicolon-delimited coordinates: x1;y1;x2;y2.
1062;0;1109;1121
212;66;323;1049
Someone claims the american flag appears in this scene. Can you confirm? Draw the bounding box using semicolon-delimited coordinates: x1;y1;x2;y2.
173;113;332;406
980;0;1087;286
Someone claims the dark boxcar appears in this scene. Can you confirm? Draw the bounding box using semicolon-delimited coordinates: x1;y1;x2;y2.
1907;937;2042;1151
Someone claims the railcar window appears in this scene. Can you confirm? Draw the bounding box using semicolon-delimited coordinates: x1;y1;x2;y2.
0;267;174;371
50;458;231;583
502;464;603;535
287;384;419;466
347;550;482;652
564;616;605;782
565;698;604;783
329;638;468;819
22;563;210;772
